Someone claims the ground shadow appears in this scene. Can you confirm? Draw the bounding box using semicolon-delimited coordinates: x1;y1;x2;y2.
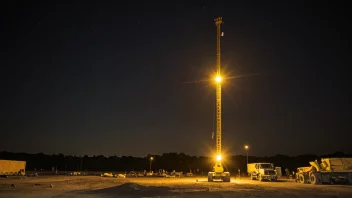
251;179;293;183
79;183;284;198
83;182;178;197
81;182;227;198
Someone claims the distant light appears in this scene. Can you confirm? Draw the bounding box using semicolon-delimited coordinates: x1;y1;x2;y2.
216;155;222;161
215;76;222;82
245;145;249;149
150;157;153;160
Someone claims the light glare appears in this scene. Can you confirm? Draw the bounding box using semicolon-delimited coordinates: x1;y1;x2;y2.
215;76;222;82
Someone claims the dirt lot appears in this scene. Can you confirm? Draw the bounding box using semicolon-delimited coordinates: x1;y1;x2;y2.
1;176;351;198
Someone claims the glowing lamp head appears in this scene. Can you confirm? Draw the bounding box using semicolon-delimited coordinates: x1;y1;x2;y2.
216;155;222;161
215;76;222;83
150;157;153;160
245;145;249;149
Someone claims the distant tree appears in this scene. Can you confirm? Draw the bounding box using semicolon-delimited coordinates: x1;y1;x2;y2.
0;151;350;172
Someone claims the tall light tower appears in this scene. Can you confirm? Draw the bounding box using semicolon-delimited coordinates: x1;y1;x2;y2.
215;16;223;159
208;17;230;182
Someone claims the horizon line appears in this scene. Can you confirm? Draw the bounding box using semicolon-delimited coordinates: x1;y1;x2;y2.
1;150;349;158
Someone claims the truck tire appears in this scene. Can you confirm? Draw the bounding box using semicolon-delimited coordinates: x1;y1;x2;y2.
298;174;306;184
223;172;230;182
310;174;320;184
250;175;255;180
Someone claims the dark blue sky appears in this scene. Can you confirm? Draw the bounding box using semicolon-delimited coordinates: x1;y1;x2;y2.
1;1;351;157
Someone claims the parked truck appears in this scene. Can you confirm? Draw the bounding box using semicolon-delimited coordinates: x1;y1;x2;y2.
296;158;352;184
247;163;278;181
0;160;26;176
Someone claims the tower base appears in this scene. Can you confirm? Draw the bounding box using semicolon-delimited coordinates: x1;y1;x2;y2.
208;171;230;182
208;161;230;182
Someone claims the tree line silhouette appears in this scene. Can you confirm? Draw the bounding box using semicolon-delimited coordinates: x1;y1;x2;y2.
1;151;350;175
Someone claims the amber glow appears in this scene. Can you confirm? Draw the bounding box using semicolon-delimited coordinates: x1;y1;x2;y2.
215;76;222;82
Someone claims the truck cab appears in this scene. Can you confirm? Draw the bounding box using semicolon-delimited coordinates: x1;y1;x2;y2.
247;163;278;181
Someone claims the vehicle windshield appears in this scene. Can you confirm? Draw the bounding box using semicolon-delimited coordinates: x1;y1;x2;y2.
260;164;273;169
265;170;276;175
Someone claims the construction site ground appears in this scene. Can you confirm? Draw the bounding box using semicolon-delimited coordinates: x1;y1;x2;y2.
1;175;352;198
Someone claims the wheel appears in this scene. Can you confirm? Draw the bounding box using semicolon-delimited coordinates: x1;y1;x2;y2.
310;174;320;184
250;173;255;180
224;172;230;182
298;174;306;184
208;173;213;182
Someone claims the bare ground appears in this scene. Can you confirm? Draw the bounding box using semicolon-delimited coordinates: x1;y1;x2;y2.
1;176;351;198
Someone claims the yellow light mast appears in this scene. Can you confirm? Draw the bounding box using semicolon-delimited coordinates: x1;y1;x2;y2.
208;16;230;182
215;16;222;159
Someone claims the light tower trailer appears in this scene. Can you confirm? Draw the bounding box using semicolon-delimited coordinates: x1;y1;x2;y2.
207;16;230;182
297;158;352;184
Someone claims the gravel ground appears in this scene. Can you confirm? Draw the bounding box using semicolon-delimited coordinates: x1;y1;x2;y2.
1;175;351;198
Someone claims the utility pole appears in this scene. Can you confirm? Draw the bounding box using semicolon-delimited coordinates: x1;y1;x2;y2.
246;150;248;165
245;145;249;164
149;157;153;172
245;145;249;172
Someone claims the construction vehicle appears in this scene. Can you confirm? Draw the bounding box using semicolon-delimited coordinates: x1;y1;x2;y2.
207;16;230;182
296;158;352;184
0;160;26;176
295;166;311;181
247;163;278;181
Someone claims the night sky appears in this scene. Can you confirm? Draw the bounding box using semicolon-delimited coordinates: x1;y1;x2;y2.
2;1;351;157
